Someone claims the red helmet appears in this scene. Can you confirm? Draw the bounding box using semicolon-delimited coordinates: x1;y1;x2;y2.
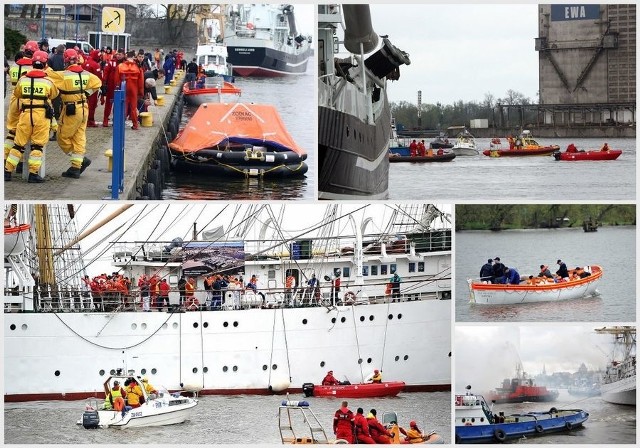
374;369;379;374
31;51;49;65
410;421;417;427
24;40;39;55
63;48;78;63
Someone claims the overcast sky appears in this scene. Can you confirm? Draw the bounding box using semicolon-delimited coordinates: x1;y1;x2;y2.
354;4;541;105
455;325;615;393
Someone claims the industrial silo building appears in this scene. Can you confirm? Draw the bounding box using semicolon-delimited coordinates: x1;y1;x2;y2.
536;4;636;130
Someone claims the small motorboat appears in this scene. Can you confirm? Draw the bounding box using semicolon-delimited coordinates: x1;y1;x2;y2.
389;152;456;163
182;76;241;107
168;102;308;178
553;148;622;161
78;372;198;429
302;381;405;398
382;411;445;444
483;130;559;157
455;386;589;444
468;265;602;305
429;133;453;149
450;127;478;156
195;42;235;82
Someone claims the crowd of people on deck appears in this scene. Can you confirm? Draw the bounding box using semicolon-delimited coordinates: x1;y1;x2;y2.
4;38;190;183
479;257;592;285
333;399;433;444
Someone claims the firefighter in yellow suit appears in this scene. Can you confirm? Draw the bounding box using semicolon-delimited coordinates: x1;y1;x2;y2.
5;40;37;167
47;48;102;178
4;51;59;183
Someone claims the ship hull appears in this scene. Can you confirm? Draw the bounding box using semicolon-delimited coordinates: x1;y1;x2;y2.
4;299;451;401
226;42;310;77
600;376;636;405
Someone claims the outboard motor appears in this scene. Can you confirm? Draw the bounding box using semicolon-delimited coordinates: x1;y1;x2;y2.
302;382;315;397
82;410;100;429
364;38;411;80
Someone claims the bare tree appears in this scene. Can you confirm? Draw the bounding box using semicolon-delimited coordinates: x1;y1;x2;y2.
163;4;204;42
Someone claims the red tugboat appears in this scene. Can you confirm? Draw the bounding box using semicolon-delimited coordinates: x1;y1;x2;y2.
485;363;559;404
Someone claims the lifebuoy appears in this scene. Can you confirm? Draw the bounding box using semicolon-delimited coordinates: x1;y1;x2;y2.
113;396;124;411
535;424;544;433
493;428;506;442
344;291;356;304
565;421;573;431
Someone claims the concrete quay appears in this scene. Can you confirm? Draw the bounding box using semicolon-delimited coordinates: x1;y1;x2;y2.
4;73;185;200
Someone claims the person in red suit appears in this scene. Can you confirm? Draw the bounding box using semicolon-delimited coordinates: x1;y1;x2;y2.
102;50;125;127
322;370;340;385
116;50;144;130
333;401;355;444
366;409;393;444
82;49;103;127
354;407;376;444
409;140;418;157
158;278;171;311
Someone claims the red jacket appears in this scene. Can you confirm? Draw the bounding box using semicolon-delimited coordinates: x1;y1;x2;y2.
354;413;372;437
117;60;144;96
159;281;170;296
333;407;355;433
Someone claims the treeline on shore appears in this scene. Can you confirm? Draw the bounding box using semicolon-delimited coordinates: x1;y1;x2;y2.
456;205;636;231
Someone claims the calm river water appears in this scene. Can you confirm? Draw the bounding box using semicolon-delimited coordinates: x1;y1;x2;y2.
162;59;315;200
455;226;636;322
4;392;449;444
390;137;636;201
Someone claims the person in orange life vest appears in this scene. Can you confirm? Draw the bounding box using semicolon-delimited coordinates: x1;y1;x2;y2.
333;401;355;444
124;378;144;408
366;409;393;444
185;277;199;310
404;420;425;443
46;48;101;179
141;377;157;399
600;142;610;152
106;380;128;411
370;369;382;383
158;278;171;311
409;140;418;157
149;274;159;310
285;273;296;301
82;50;103;127
417;140;426;157
5;40;38;165
4;50;59;183
322;370;340;386
354;407;377;444
102;49;125;127
117;50;144;130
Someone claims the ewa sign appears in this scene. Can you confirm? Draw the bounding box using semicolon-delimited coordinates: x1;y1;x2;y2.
551;4;600;21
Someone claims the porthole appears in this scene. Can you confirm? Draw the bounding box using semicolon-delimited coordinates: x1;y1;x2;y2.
302;319;308;325
141;369;147;375
357;358;363;364
272;364;278;370
203;367;208;373
340;317;346;323
320;361;326;367
263;365;268;371
462;418;466;423
233;366;238;372
403;355;409;361
151;368;157;374
397;314;403;319
193;322;199;328
395;356;400;361
223;366;228;372
359;316;365;322
131;323;137;330
471;418;476;422
9;324;16;331
388;314;393;320
480;417;484;422
369;315;374;321
192;367;198;373
223;322;229;327
21;323;27;330
203;322;209;328
141;323;147;330
54;370;60;377
367;358;372;364
233;321;238;327
110;369;116;375
99;369;105;376
171;322;178;329
331;318;336;324
162;323;168;329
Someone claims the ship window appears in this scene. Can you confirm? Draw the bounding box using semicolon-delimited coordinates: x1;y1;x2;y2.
99;369;105;376
163;323;168;329
9;324;16;331
223;366;228;372
369;315;374;321
343;267;350;278
21;324;27;331
418;262;425;272
409;263;416;273
390;264;397;274
55;370;60;376
151;368;157;374
480;417;484;422
404;355;409;361
388;314;393;320
233;321;238;327
358;359;363;364
268;270;276;279
263;365;268;371
461;418;466;423
362;266;369;276
169;274;178;285
193;322;199;328
381;265;388;275
233;366;238;372
302;319;308;325
172;322;178;329
272;364;278;370
340;317;346;323
331;318;336;324
203;322;209;328
192;368;198;374
320;361;326;367
223;322;229;327
371;265;378;276
398;314;403;319
395;356;400;361
141;323;147;330
471;418;475;422
367;358;372;363
360;316;365;322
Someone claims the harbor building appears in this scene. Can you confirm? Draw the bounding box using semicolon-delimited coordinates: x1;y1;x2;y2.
535;4;636;128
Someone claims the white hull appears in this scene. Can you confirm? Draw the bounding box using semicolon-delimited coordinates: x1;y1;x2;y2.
600;376;636;405
94;402;196;428
451;146;478;156
469;268;602;305
5;299;451;400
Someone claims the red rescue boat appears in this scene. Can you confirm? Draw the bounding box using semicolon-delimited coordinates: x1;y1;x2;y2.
553;149;622;161
302;381;405;398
